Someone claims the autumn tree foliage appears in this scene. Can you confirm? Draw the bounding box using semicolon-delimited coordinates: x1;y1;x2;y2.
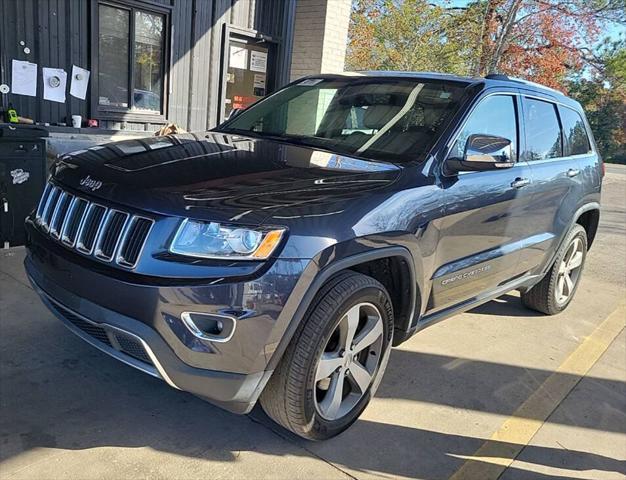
475;0;624;88
347;0;624;88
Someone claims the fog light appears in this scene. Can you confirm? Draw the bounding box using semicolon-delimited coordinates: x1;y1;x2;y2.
181;312;236;342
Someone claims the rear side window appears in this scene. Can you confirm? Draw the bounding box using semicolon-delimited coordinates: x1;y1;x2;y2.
450;95;518;160
523;98;562;160
559;107;592;156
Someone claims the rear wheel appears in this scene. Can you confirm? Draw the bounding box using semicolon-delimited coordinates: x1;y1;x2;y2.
260;271;393;440
521;224;587;315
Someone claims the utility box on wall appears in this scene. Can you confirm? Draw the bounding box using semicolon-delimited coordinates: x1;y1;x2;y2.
0;125;47;247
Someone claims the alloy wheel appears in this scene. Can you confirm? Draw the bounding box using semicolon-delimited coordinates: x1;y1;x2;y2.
555;237;584;305
314;302;384;421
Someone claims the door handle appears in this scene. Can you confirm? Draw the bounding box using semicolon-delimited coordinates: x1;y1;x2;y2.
511;178;531;189
567;168;580;177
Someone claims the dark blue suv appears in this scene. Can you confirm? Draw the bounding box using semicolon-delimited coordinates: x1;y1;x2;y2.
25;72;602;440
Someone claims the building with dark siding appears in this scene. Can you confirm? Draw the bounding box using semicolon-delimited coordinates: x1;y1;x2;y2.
0;0;350;153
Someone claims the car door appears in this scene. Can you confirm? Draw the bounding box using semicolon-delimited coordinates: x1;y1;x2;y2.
516;96;588;274
428;92;535;312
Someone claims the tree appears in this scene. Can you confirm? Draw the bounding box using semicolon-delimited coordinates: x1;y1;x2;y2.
568;38;626;163
347;0;626;89
346;0;483;75
476;0;625;88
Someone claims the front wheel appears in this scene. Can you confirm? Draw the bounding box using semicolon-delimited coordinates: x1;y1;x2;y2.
521;224;588;315
260;271;393;440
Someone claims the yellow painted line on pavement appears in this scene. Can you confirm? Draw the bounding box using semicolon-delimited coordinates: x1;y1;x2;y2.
449;301;626;480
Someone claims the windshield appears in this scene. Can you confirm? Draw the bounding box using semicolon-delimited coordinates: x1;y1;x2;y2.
217;76;468;163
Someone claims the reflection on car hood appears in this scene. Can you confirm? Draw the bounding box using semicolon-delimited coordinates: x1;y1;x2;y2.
51;132;402;223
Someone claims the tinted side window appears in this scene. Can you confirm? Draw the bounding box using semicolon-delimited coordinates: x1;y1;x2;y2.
559;107;592;156
523;98;562;160
450;95;517;160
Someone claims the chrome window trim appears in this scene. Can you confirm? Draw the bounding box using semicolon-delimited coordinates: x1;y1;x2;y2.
445;91;520;152
521;94;595;158
444;90;596;169
555;102;595;158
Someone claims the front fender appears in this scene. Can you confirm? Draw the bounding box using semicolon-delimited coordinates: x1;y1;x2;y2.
264;239;421;374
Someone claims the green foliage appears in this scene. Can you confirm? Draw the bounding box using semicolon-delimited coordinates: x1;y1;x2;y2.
568;38;626;163
346;0;484;75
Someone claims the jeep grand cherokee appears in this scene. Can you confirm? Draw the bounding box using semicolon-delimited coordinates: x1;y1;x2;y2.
25;72;602;440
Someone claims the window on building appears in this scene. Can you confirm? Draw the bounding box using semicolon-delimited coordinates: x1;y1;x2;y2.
450;95;518;161
98;3;165;114
559;106;592;156
523;98;562;160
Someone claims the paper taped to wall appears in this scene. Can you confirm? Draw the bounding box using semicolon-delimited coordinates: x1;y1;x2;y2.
70;65;90;100
11;60;37;97
229;45;247;69
43;67;67;103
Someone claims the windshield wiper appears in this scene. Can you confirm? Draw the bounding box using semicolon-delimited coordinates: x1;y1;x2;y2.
216;128;326;149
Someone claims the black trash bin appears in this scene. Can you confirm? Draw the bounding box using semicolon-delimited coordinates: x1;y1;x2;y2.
0;124;48;248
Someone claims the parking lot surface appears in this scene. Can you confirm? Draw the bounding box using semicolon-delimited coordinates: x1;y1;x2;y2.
1;165;625;480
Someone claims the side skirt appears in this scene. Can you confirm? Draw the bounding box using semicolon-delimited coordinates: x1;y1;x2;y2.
400;273;541;341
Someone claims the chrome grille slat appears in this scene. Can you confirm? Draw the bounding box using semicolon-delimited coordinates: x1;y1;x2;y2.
41;187;61;230
117;216;154;268
36;183;53;220
94;210;129;261
50;192;73;238
61;197;88;246
34;182;152;269
76;204;107;254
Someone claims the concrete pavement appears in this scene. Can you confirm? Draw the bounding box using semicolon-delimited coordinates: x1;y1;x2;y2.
1;165;625;480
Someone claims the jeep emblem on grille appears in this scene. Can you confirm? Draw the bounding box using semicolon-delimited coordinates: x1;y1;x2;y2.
79;175;103;192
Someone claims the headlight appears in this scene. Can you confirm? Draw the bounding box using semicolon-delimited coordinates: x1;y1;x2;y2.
170;219;285;260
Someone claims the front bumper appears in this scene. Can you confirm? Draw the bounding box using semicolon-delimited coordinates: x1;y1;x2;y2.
26;261;274;414
24;217;314;414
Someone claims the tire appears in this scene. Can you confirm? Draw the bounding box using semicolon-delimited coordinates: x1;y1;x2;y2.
260;271;394;440
521;224;588;315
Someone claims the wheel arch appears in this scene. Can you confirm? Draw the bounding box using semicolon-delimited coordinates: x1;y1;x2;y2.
575;205;600;249
265;246;419;372
539;202;600;277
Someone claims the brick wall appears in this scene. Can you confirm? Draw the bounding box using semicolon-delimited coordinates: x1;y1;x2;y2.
290;0;351;81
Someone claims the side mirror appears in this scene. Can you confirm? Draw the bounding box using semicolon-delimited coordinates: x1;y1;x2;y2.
446;134;514;174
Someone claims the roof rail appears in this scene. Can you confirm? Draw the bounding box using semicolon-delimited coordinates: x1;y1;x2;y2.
485;73;509;81
484;73;563;94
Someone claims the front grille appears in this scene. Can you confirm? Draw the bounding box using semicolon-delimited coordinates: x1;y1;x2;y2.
48;300;113;347
47;297;154;367
35;182;153;268
114;333;153;364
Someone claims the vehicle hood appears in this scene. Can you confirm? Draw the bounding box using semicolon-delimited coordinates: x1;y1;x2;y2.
51;132;401;224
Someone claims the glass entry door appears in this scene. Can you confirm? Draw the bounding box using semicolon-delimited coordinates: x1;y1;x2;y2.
223;35;271;119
